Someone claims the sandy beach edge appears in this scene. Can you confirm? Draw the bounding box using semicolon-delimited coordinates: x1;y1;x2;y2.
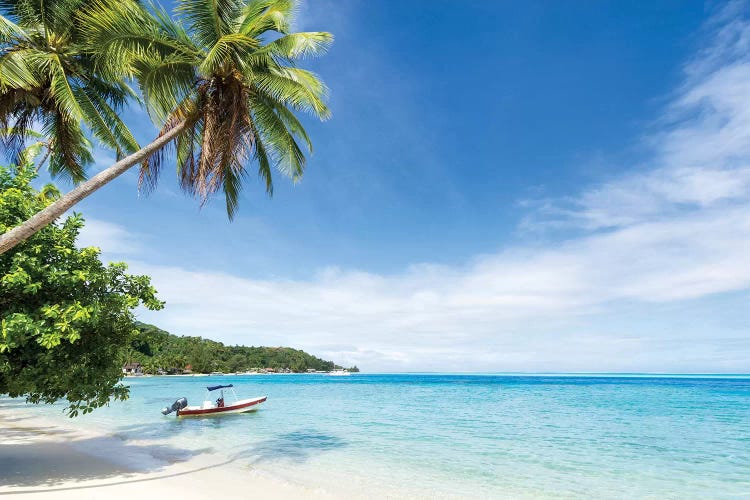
0;405;340;499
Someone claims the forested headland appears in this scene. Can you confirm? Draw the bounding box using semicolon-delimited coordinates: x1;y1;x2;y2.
130;323;359;374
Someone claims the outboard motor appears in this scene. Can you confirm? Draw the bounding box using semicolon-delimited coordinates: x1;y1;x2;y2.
161;397;188;415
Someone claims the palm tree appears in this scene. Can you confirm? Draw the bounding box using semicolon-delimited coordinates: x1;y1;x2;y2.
0;0;139;182
0;0;331;254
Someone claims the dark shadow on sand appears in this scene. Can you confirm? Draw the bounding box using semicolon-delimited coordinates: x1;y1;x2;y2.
0;427;345;494
0;455;232;495
0;434;213;490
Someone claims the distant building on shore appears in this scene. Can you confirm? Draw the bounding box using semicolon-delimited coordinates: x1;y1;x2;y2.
122;362;143;375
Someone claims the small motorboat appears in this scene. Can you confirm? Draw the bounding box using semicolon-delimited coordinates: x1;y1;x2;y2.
161;384;266;418
328;369;351;376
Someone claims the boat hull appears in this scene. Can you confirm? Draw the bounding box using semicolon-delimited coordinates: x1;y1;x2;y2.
176;396;266;417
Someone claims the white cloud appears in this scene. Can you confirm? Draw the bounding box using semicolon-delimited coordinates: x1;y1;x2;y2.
78;218;142;255
127;197;750;371
525;4;750;232
99;3;750;372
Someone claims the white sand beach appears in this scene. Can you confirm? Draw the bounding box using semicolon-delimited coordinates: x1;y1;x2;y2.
0;409;338;499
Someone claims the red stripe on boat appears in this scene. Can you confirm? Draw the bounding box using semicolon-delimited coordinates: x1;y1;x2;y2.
177;397;267;416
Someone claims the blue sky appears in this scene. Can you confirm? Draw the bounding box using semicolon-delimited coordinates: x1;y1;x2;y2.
53;0;750;372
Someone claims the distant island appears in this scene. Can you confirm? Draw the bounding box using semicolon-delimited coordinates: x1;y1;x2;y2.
125;323;359;375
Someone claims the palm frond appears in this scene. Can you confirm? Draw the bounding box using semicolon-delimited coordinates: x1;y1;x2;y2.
248;118;273;195
75;85;139;157
254;66;330;119
199;33;259;76
79;0;197;80
2;0;330;218
0;90;41;160
47;54;84;122
0;50;39;90
0;0;142;182
262;91;312;150
238;0;294;37
139;89;205;194
221;152;245;219
43;111;93;182
249;92;304;179
0;13;26;41
37;182;61;201
176;0;243;48
259;31;333;60
133;52;196;124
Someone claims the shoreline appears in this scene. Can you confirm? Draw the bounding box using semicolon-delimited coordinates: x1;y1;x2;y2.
123;372;750;378
123;372;339;378
0;406;339;499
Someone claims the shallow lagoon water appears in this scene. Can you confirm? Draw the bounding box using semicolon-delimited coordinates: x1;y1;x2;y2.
6;373;750;498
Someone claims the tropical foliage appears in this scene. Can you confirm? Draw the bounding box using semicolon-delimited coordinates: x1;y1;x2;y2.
130;322;358;374
0;162;162;416
0;0;139;182
0;0;332;255
81;0;332;217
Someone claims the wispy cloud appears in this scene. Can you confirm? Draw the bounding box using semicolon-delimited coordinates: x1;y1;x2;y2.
527;2;750;231
127;195;750;371
98;3;750;372
78;218;142;256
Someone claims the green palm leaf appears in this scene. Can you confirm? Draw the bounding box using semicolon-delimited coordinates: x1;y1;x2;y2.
238;0;294;37
0;13;25;41
0;50;38;90
254;67;330;118
199;33;259;75
93;0;333;217
0;0;140;181
2;0;331;217
0;0;333;257
260;31;333;60
250;93;305;179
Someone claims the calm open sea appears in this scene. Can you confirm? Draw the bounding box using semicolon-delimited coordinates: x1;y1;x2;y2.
5;373;750;498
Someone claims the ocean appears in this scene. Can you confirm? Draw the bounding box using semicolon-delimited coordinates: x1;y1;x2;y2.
3;373;750;498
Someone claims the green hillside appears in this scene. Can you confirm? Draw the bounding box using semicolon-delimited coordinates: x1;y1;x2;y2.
128;323;359;374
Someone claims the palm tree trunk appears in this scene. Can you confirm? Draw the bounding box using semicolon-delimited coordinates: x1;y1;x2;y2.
0;123;186;255
34;148;51;173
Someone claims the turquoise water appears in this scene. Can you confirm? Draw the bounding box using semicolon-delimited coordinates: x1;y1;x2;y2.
4;374;750;498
